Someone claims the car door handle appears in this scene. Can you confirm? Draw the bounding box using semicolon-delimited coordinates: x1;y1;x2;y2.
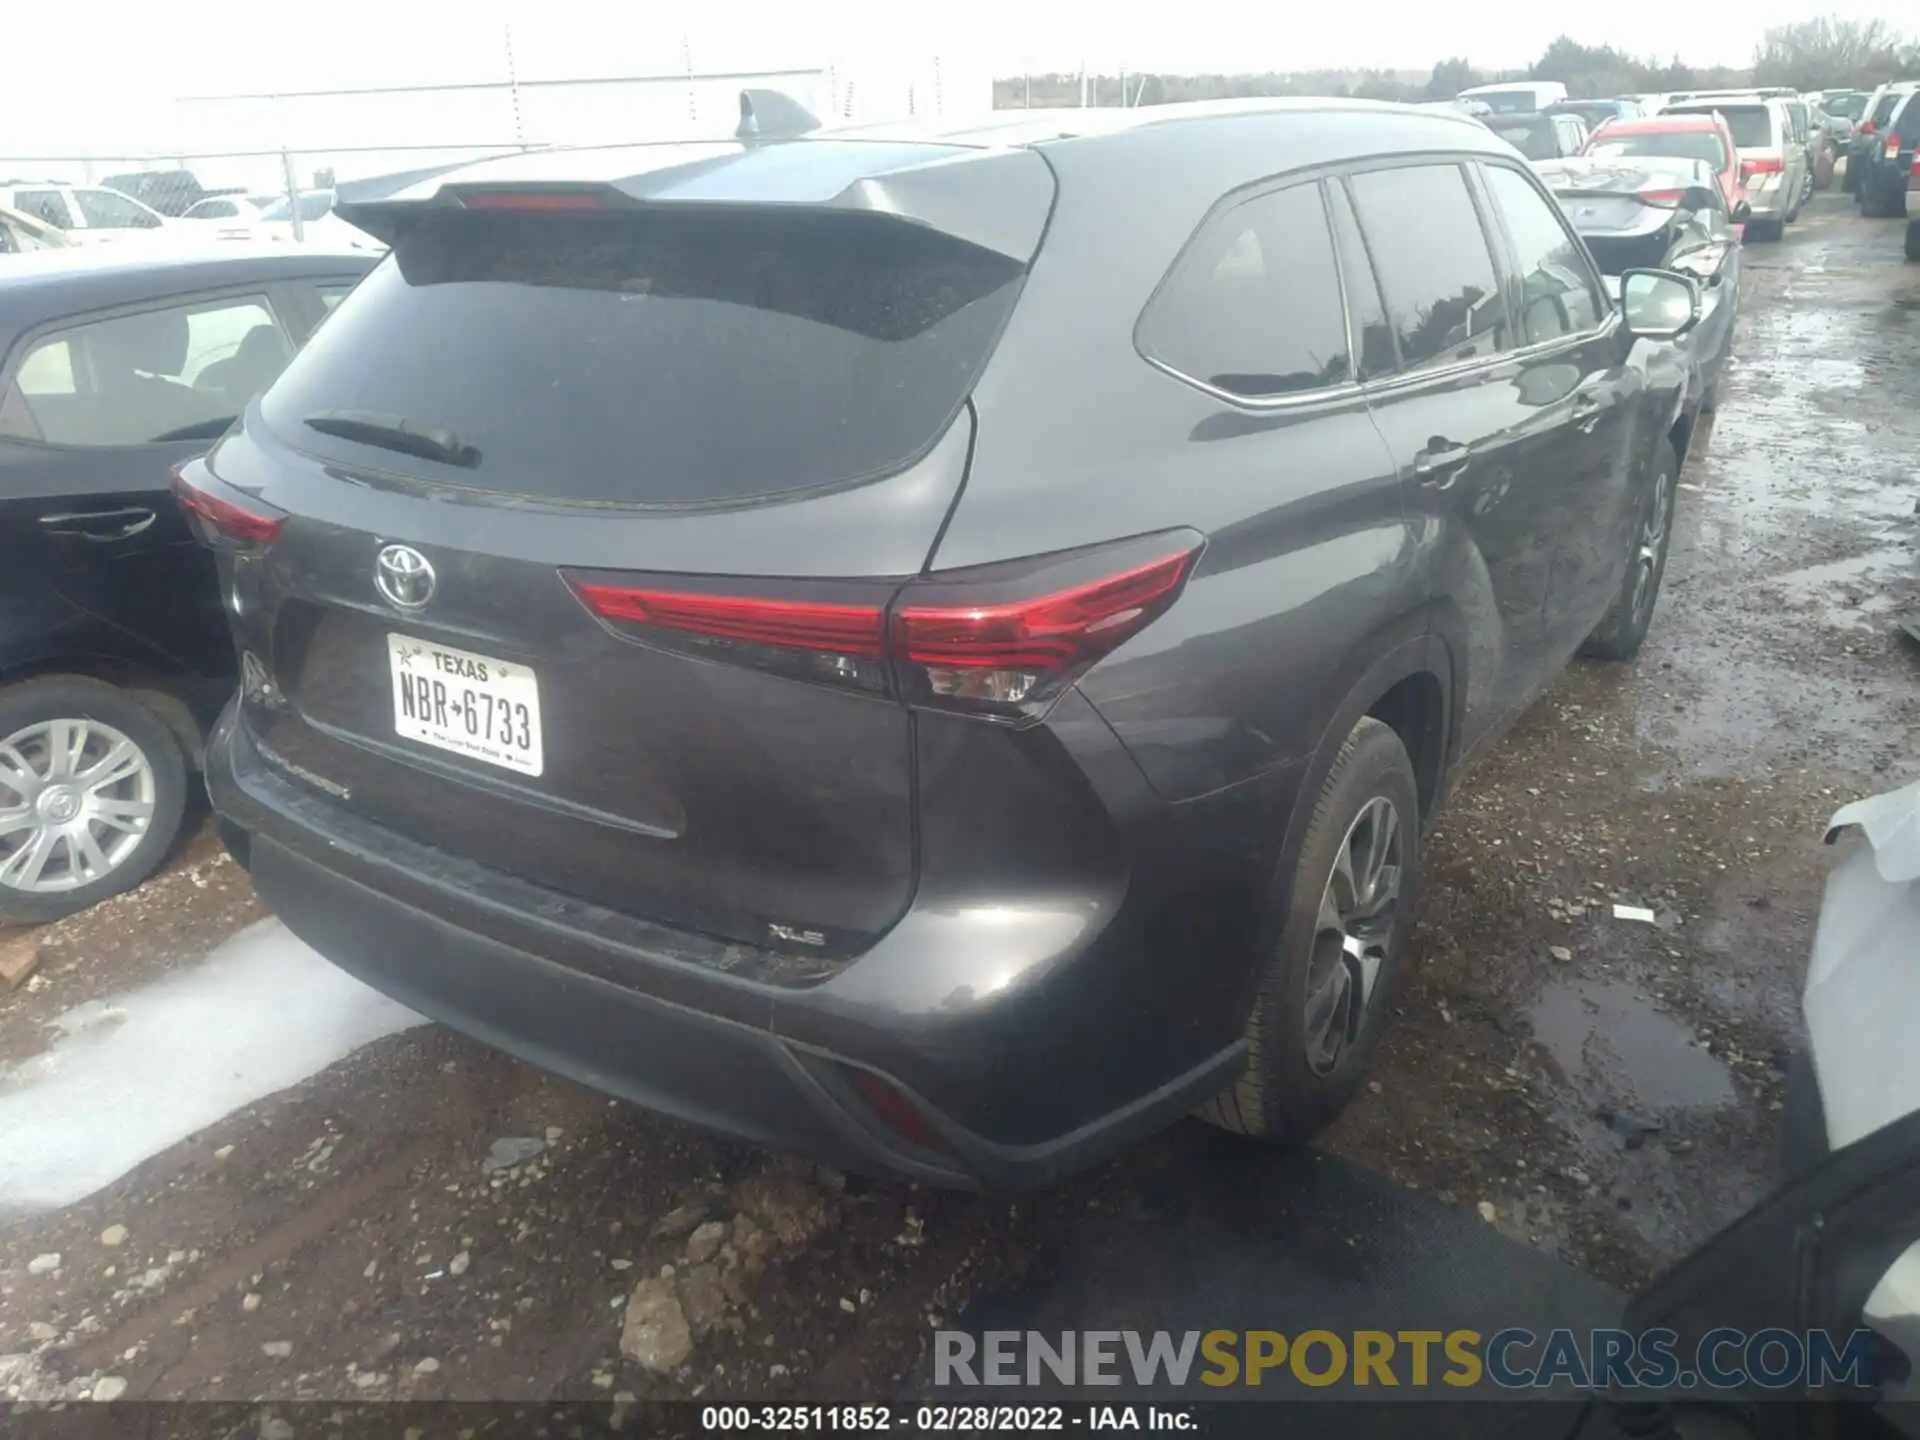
1413;444;1471;489
38;506;157;541
1571;395;1605;434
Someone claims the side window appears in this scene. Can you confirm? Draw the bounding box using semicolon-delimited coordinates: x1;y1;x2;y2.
1348;163;1511;371
1479;165;1605;345
1138;180;1353;399
1326;180;1397;380
13;190;73;229
75;189;161;230
0;296;295;447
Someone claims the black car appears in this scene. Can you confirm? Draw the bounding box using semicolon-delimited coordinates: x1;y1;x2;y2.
1859;88;1920;218
194;99;1705;1188
0;246;376;920
1849;83;1917;204
1536;156;1743;409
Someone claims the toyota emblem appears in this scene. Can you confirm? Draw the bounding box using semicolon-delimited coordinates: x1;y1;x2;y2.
375;544;436;611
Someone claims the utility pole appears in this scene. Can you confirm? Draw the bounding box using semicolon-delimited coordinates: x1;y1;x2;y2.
1079;64;1088;108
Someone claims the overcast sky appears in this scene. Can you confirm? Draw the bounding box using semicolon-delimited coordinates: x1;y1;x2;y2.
8;0;1905;167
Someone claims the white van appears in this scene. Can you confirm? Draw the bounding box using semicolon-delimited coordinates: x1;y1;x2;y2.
1456;80;1569;115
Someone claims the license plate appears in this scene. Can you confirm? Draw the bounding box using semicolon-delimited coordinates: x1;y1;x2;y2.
387;635;543;777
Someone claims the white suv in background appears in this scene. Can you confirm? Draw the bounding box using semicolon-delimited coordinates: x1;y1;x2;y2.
1660;95;1808;241
0;182;176;247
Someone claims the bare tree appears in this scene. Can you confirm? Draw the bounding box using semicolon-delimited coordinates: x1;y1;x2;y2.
1753;16;1909;89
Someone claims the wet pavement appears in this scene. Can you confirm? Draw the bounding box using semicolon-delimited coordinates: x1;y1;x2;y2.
1;194;1917;1404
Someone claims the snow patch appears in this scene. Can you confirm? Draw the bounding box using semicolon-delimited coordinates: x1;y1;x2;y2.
0;920;422;1212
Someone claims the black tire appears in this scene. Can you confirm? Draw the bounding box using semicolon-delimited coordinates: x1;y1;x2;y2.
0;677;188;924
1907;220;1920;262
1580;441;1678;662
1201;717;1420;1142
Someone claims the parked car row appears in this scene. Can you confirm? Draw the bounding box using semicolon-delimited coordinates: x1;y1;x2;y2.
0;179;379;251
1459;83;1857;243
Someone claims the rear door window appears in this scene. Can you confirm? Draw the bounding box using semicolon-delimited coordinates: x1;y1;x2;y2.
261;209;1026;506
12;190;73;229
1326;180;1396;380
1138;180;1353;399
1;296;295;447
1478;165;1604;345
1348;163;1512;372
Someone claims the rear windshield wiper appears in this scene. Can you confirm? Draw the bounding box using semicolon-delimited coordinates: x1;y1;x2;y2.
303;410;481;469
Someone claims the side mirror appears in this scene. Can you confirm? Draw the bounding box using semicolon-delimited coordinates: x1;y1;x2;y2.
1620;268;1702;340
1731;199;1753;223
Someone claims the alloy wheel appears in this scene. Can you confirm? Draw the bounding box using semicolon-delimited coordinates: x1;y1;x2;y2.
1630;467;1675;628
1302;795;1403;1076
0;719;157;894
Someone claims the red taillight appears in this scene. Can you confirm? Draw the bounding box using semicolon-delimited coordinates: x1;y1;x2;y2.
456;189;610;213
564;534;1203;719
1637;188;1685;207
570;584;887;657
170;463;284;547
891;547;1199;711
1742;156;1784;176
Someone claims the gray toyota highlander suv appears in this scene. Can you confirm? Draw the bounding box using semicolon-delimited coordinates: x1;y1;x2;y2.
187;99;1706;1187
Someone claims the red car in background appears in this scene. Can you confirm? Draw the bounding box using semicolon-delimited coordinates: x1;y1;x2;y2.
1583;114;1747;224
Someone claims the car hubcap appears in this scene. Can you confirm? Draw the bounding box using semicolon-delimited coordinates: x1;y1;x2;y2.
0;719;156;894
1631;469;1675;626
1303;796;1403;1076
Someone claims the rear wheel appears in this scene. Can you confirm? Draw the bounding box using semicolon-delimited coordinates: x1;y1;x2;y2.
0;678;188;924
1580;442;1678;663
1201;717;1419;1142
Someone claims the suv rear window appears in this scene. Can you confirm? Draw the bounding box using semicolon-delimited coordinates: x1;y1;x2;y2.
1670;105;1772;149
260;209;1026;506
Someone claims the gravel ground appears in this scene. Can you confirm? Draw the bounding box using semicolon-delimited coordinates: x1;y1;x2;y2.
1;193;1916;1406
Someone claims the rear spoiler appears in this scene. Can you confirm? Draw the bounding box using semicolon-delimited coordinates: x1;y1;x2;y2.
332;116;1055;262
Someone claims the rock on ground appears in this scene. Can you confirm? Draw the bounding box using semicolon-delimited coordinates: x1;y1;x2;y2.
620;1276;693;1375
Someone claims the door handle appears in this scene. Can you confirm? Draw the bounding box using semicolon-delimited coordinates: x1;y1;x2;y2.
1413;444;1471;489
38;506;157;541
1571;394;1604;434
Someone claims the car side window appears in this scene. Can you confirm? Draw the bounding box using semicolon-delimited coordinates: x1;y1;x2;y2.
1348;163;1512;372
1478;164;1605;345
75;188;161;230
1138;179;1354;399
0;296;295;447
13;190;73;229
1325;179;1397;380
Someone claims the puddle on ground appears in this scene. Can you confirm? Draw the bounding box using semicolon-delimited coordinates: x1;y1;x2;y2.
1529;978;1735;1113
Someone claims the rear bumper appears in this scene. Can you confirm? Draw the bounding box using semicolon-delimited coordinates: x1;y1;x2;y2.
1744;175;1790;220
207;702;1246;1189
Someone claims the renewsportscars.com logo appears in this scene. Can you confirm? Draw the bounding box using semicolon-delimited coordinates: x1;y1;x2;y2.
933;1328;1879;1391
